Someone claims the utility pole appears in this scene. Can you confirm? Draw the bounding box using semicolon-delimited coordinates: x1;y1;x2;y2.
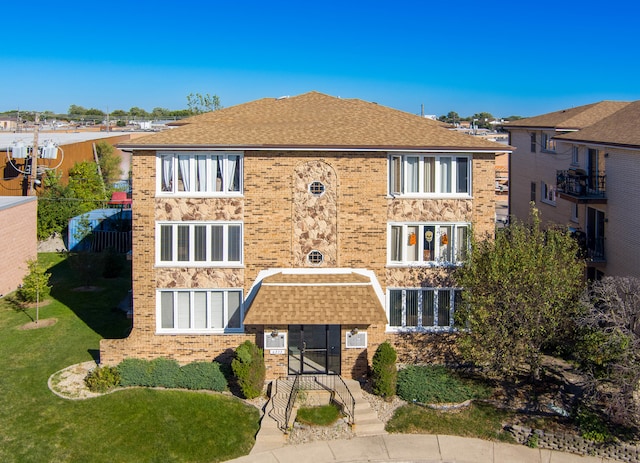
28;113;39;196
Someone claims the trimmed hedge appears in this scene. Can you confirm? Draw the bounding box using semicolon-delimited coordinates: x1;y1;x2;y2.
117;358;227;392
371;341;397;398
396;365;490;404
231;341;265;399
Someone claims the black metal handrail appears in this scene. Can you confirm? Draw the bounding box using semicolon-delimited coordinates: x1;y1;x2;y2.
557;170;606;198
282;374;300;432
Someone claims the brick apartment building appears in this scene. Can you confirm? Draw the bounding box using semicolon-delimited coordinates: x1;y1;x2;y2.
503;100;640;280
100;92;509;380
0;196;37;297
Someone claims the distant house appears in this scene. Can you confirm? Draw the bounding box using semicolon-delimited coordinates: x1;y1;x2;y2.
503;100;640;279
0;196;37;297
0;117;18;132
100;91;510;380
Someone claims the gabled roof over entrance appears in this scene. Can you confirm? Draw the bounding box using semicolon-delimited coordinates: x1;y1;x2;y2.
119;91;510;152
243;269;387;325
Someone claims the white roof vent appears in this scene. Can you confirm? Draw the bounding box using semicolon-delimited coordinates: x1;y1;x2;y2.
276;95;290;100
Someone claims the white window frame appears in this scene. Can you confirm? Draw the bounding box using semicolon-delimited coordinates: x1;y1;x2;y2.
387;222;470;266
388;153;472;197
541;133;556;153
156;151;243;196
156;221;243;267
571;146;580;166
387;287;461;332
540;181;556;206
157;289;244;334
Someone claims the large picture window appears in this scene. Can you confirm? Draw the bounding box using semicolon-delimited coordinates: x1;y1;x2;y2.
388;223;469;266
158;152;242;195
388;288;462;331
158;289;243;333
157;222;242;266
389;154;471;196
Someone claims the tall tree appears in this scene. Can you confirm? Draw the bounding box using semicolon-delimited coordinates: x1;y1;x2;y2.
67;161;108;212
455;207;585;381
95;141;122;186
186;93;222;114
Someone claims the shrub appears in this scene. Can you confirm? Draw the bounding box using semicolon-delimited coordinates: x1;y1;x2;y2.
84;366;120;393
575;407;612;443
371;341;397;398
177;362;227;391
118;358;153;387
149;358;181;388
396;365;490;404
231;341;266;399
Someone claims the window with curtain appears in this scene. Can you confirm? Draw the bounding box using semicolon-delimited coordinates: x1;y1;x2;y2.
388;223;469;266
158;289;243;332
387;288;462;330
388;154;471;196
157;222;243;266
157;152;243;195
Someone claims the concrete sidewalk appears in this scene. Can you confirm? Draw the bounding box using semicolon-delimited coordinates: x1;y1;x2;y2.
227;434;613;463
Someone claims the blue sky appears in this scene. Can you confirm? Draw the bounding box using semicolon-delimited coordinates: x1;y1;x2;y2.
2;0;639;118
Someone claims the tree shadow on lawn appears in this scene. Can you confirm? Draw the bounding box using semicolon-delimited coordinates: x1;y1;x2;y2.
46;253;133;340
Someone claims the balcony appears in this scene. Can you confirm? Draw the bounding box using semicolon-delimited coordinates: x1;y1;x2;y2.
556;170;606;203
570;229;606;264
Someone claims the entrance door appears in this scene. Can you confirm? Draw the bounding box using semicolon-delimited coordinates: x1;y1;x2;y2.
288;325;340;375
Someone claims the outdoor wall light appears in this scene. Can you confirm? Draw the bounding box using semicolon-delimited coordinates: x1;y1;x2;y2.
270;329;279;338
351;327;359;335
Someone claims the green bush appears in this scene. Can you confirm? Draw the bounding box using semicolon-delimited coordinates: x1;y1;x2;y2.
118;358;153;387
371;341;397;398
177;362;227;391
575;407;612;443
396;365;490;404
149;358;181;388
231;341;266;399
84;366;121;393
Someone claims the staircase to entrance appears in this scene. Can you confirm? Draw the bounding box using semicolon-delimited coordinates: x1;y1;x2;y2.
251;375;387;455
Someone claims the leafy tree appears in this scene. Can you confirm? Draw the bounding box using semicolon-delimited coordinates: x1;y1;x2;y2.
37;171;80;240
151;107;170;118
17;259;52;324
471;112;495;129
68;104;87;116
439;111;460;124
186;92;222;114
84;108;105;116
67;161;108;211
128;106;149;118
95;141;122;186
110;109;128;118
575;277;640;428
455;206;585;381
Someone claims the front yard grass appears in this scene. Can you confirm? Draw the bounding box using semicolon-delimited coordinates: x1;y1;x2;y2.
386;401;516;443
0;253;260;463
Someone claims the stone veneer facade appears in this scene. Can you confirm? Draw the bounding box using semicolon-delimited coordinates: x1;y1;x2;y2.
100;150;495;379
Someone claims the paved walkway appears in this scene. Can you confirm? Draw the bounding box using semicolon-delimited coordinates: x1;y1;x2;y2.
232;378;610;463
228;434;613;462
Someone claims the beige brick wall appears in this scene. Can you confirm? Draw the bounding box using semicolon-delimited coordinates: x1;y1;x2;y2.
0;197;37;298
101;149;496;379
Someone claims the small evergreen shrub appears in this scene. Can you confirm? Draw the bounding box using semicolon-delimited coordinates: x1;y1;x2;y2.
396;365;490;404
371;341;397;398
84;366;121;393
149;358;181;388
177;362;227;391
231;341;266;399
118;358;153;387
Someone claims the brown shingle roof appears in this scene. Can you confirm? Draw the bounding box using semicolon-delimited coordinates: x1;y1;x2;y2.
554;101;640;148
503;101;630;131
122;91;510;151
243;271;387;325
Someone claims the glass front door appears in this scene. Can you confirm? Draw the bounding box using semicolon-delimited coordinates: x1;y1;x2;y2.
288;325;340;375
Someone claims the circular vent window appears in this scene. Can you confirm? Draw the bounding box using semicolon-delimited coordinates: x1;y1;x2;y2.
307;250;324;265
309;181;325;196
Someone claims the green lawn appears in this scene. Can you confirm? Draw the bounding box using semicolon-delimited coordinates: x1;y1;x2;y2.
0;253;260;463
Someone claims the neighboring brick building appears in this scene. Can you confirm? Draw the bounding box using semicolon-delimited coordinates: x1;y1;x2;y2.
0;196;37;297
503;100;640;280
100;92;509;380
